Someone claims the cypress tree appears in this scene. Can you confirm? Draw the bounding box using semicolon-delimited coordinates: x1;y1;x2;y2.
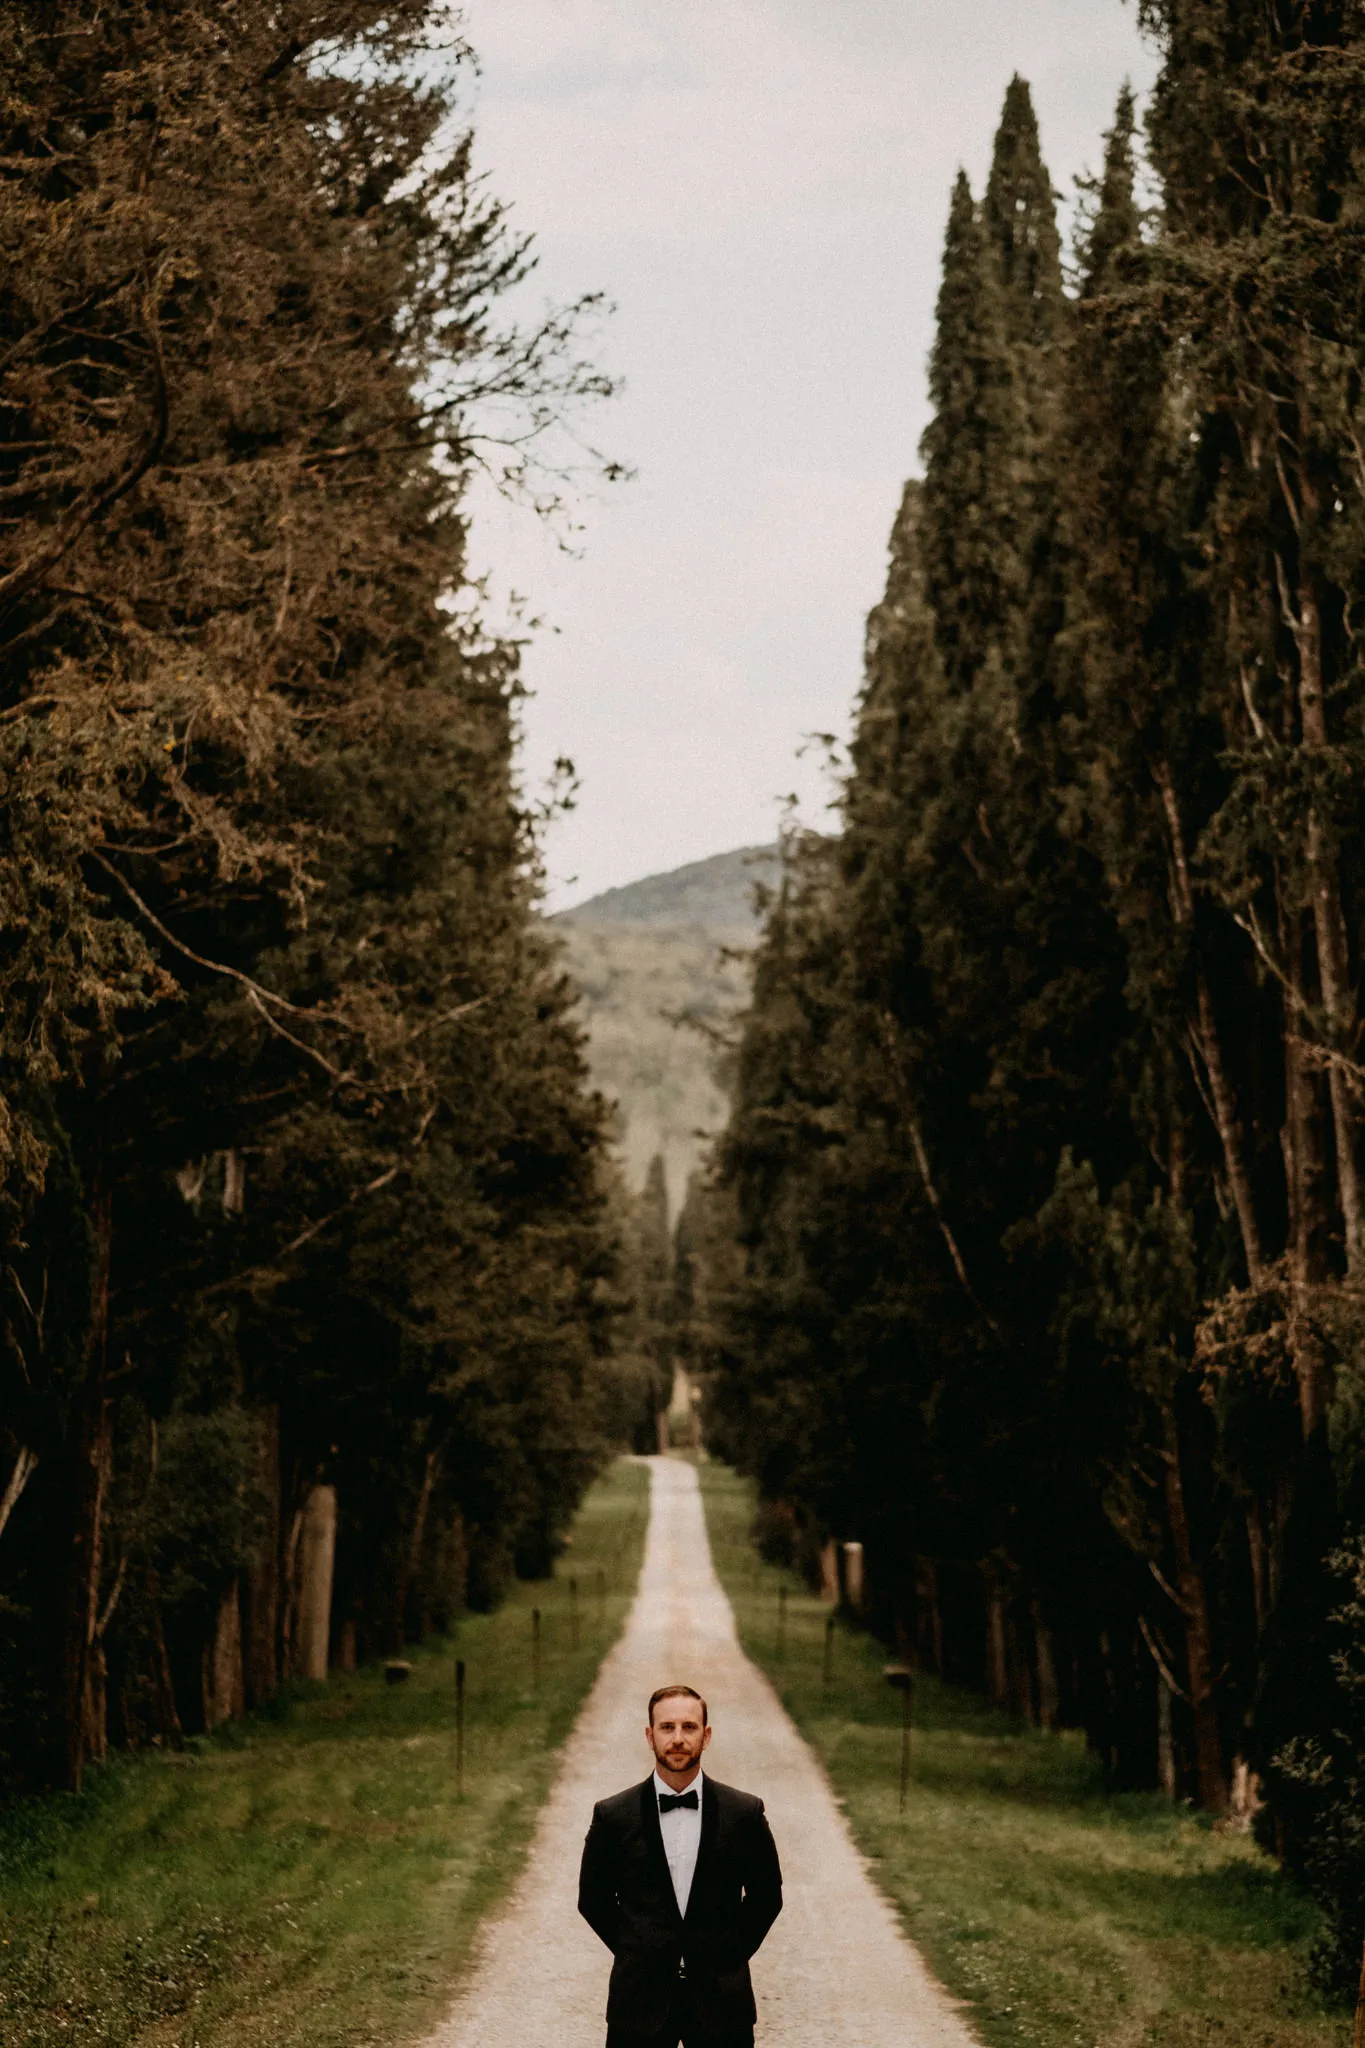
919;171;1026;694
714;14;1365;1864
719;84;1132;1726
1053;84;1242;1812
1132;0;1365;1931
983;74;1066;593
984;75;1065;354
1143;0;1365;1360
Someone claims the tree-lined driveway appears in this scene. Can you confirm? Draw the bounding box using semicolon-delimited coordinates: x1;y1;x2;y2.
425;1457;978;2048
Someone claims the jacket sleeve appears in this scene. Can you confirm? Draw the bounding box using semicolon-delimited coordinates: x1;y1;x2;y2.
735;1800;783;1959
577;1804;622;1953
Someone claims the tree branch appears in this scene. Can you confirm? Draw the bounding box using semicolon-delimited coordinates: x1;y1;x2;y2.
0;1446;39;1543
877;1010;1003;1339
90;850;340;1028
1148;1555;1191;1618
201;1109;438;1297
246;989;347;1084
1139;1612;1191;1701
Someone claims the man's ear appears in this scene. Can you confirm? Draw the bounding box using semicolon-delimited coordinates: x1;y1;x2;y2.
701;1723;713;1749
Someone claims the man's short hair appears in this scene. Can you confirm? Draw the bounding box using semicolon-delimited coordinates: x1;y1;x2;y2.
648;1684;709;1727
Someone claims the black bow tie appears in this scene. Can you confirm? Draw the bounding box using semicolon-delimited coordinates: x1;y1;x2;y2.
658;1789;699;1814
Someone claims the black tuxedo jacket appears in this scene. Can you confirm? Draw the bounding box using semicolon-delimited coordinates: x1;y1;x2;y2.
578;1774;783;2036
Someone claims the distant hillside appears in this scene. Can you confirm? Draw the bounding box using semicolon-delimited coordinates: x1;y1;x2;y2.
561;843;779;932
554;847;777;1205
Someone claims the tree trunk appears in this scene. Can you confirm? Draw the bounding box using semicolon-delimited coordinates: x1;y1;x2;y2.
149;1601;183;1749
1294;541;1363;1274
1157;1673;1177;1799
62;1181;113;1793
83;1629;110;1772
1307;816;1362;1272
295;1483;337;1682
280;1499;305;1678
916;1556;943;1670
394;1448;437;1652
448;1506;469;1620
985;1569;1009;1710
929;1560;944;1675
1098;1631;1120;1773
1246;1502;1268;1637
242;1405;281;1710
203;1580;246;1731
1161;1400;1226;1811
1033;1600;1060;1731
1194;972;1265;1280
1229;1755;1262;1832
1006;1611;1035;1723
1156;763;1264;1280
1284;932;1333;1436
1270;1473;1291;1606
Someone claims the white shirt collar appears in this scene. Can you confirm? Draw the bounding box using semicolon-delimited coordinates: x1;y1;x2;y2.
652;1766;704;1804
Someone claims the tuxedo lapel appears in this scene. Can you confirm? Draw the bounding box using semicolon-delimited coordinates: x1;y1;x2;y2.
639;1778;682;1922
683;1774;720;1925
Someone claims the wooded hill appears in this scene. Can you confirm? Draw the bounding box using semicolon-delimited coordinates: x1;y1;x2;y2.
0;2;629;1800
554;846;775;1200
706;4;1365;1992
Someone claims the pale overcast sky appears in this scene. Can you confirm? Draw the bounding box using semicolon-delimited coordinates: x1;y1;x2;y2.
461;1;1160;911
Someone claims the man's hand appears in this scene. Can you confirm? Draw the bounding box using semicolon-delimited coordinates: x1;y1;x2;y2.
577;1806;622;1953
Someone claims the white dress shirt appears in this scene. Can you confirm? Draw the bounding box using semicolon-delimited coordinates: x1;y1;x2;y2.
653;1767;704;1915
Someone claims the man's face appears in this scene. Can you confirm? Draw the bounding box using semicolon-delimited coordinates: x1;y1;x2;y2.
646;1693;711;1785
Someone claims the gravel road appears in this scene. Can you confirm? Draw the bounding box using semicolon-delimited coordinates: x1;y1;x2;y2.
423;1456;979;2048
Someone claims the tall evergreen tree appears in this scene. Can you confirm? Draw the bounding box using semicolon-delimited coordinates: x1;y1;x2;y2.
718;82;1137;1733
713;43;1365;1839
1132;0;1365;1903
983;75;1065;352
0;0;620;1793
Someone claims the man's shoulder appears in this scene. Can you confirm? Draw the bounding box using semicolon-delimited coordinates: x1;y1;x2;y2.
702;1776;767;1819
591;1778;650;1825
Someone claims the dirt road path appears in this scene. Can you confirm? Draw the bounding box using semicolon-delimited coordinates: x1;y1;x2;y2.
424;1457;979;2047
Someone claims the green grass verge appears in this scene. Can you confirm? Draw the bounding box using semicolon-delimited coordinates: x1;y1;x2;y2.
0;1457;650;2048
698;1459;1350;2048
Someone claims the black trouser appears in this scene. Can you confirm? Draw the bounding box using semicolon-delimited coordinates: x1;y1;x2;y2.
606;1977;754;2048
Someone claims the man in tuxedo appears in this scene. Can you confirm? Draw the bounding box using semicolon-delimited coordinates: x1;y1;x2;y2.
578;1684;783;2048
